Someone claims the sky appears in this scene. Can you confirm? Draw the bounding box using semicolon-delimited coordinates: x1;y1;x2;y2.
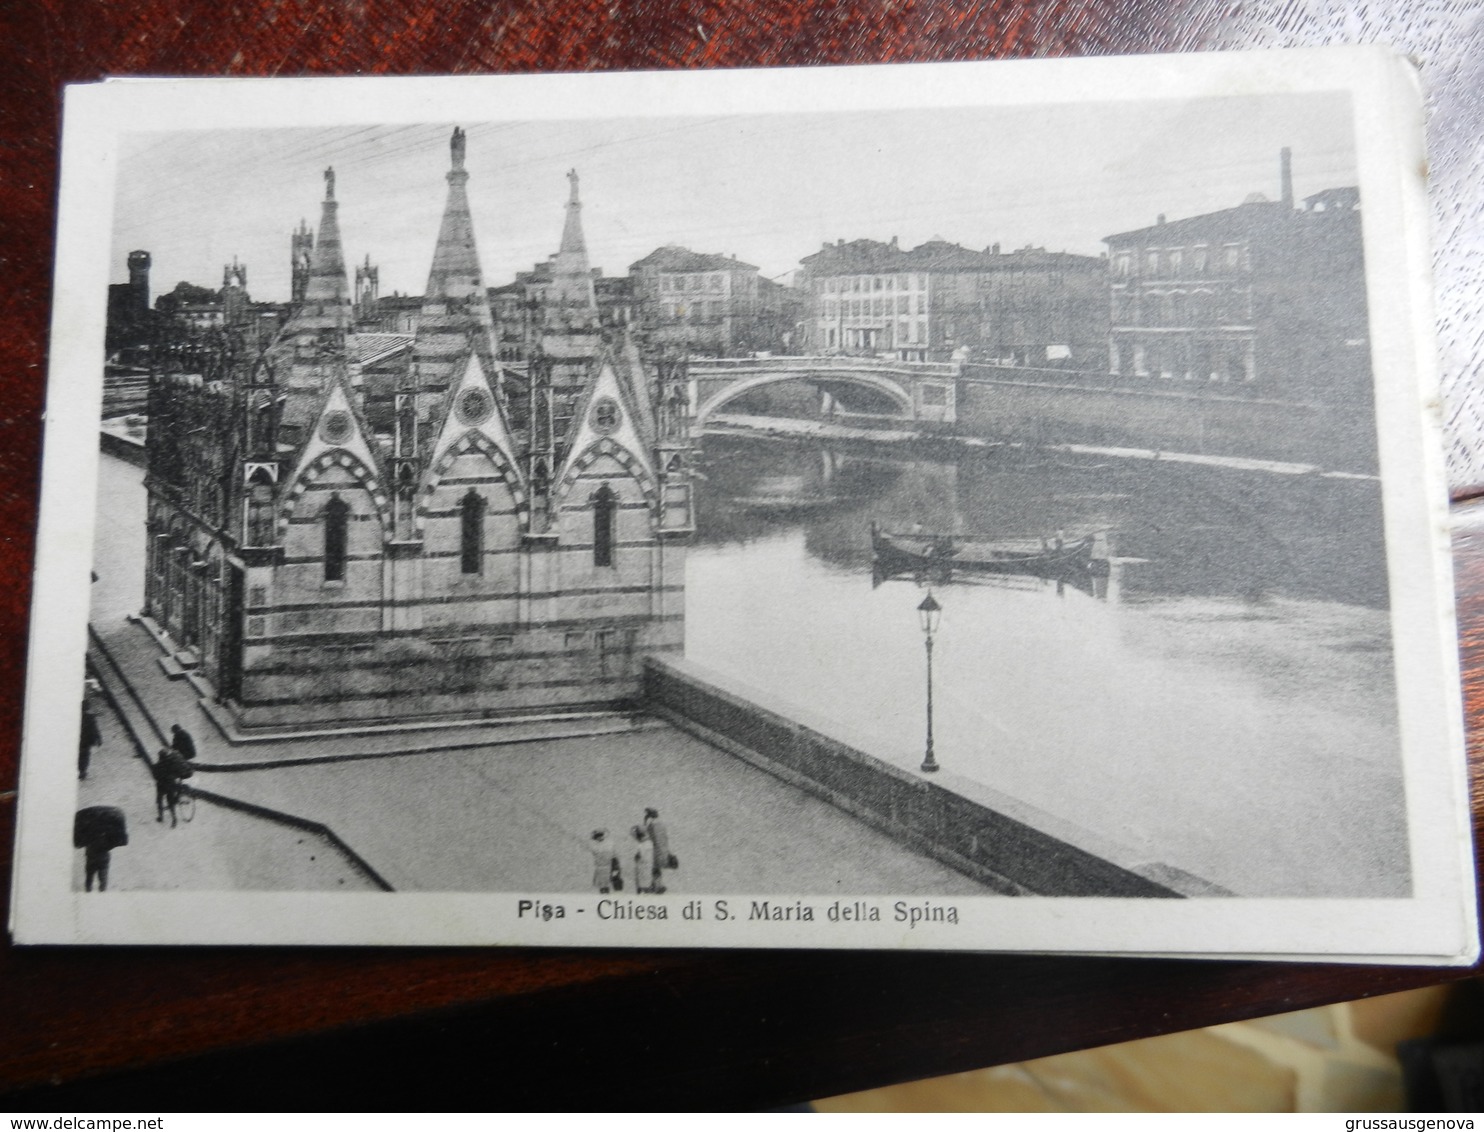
110;91;1357;302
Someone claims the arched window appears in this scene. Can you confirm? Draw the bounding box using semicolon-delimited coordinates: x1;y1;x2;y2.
324;494;349;582
247;480;274;547
460;490;484;574
592;482;616;568
394;463;416;542
252;395;274;457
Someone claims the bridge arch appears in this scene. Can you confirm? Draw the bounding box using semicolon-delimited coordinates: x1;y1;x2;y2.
694;369;914;427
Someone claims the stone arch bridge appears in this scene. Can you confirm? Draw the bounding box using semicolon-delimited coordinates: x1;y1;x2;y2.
687;356;961;429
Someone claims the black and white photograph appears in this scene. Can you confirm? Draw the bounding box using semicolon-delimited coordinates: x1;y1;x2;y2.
11;50;1477;957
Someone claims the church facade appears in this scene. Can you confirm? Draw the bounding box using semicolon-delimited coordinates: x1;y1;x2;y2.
143;129;695;730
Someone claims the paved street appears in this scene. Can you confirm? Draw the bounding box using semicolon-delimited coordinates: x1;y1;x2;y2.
198;725;987;893
74;696;376;893
87;630;985;894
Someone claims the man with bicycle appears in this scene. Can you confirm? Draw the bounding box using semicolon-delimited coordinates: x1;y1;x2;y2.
153;744;194;828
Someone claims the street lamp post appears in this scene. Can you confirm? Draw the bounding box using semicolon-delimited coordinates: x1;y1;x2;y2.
917;591;942;773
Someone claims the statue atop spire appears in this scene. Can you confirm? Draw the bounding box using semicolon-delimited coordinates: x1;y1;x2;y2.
324;166;335;200
551;169;597;314
451;127;466;171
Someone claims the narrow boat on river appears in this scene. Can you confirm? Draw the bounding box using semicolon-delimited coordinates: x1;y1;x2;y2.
870;522;1106;579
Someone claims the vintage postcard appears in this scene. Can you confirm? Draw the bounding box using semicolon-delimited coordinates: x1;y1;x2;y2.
10;48;1477;960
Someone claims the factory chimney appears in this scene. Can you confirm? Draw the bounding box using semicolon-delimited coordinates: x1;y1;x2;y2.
1281;147;1294;209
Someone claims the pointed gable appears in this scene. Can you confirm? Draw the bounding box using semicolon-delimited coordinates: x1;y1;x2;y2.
281;377;390;534
556;348;657;502
427;350;521;480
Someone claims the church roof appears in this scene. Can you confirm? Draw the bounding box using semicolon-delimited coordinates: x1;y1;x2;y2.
347;333;414;366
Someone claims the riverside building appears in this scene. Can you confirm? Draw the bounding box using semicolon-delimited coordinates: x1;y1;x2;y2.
797;236;1106;367
1103;148;1368;400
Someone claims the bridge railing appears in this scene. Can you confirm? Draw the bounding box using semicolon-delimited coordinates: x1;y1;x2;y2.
688;355;961;378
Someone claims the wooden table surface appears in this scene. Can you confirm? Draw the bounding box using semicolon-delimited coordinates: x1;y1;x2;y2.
1;0;1480;1110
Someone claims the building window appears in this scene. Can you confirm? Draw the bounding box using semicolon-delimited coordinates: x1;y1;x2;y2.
1193;247;1208;274
324;494;349;582
1114;253;1131;276
247;483;274;546
592;482;616;568
1146;251;1160;275
460;490;483;574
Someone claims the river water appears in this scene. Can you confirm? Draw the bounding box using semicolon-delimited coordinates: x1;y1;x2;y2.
685;435;1408;898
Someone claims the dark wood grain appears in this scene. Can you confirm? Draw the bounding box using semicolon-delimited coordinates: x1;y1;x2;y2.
0;0;1479;1110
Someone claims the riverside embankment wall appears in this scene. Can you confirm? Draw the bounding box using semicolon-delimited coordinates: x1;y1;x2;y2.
956;370;1378;474
643;656;1181;898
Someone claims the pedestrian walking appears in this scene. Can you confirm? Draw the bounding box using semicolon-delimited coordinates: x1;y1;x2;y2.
629;825;654;895
78;703;101;781
74;805;127;891
643;807;676;894
590;829;621;894
170;723;197;762
153;745;193;828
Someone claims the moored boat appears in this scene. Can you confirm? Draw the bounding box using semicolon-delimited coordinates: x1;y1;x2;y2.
870;522;1105;578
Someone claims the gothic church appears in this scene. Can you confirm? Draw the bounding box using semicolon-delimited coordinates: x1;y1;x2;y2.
144;129;694;729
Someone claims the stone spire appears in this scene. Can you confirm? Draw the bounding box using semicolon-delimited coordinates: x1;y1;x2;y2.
269;166;357;444
304;166;349;308
423;127;485;305
550;168;597;313
413;127;500;404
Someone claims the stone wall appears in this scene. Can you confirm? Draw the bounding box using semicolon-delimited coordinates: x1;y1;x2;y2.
643;656;1181;897
957;373;1379;474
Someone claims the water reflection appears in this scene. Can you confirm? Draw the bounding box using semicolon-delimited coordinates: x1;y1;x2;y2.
696;436;1389;608
685;435;1407;898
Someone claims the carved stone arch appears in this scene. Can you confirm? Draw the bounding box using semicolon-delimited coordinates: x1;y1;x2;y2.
277;448;392;541
556;437;658;514
417;431;528;534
